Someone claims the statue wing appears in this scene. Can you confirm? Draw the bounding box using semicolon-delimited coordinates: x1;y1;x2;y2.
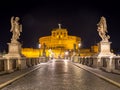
101;16;108;33
103;19;108;33
10;16;14;32
20;24;22;32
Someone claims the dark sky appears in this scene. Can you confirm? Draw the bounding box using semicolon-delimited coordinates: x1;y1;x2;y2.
0;0;120;52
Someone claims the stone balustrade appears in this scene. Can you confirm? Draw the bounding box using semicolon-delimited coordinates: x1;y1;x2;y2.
72;56;120;74
0;57;48;74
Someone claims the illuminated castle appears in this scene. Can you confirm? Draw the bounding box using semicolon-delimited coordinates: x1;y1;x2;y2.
22;24;98;58
39;24;81;58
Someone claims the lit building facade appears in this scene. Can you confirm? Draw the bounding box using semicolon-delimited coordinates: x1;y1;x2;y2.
39;24;81;58
21;24;98;58
22;48;39;58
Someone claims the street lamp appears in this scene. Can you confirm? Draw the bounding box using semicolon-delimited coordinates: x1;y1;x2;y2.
42;43;46;57
78;43;81;56
38;44;41;57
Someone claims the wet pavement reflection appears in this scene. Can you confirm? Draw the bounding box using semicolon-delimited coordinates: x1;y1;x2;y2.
2;59;120;90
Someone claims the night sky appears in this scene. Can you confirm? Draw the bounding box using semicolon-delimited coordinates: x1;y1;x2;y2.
0;0;120;53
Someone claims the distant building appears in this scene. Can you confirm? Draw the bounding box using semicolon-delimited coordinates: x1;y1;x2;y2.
39;24;81;58
22;24;98;58
22;48;39;58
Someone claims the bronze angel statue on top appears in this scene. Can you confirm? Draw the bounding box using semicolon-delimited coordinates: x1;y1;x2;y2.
97;16;110;42
10;16;22;41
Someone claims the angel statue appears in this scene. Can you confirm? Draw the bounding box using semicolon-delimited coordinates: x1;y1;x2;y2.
97;16;110;42
10;16;22;42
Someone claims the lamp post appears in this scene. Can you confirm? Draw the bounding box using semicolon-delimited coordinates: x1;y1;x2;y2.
43;43;46;57
78;43;81;56
38;44;41;57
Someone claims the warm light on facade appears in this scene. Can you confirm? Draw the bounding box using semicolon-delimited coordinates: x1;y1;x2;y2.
21;24;99;58
21;48;40;58
39;24;81;58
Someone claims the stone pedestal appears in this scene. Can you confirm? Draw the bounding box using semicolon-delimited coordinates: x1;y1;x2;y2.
6;42;23;58
4;42;26;73
97;41;114;56
94;41;115;71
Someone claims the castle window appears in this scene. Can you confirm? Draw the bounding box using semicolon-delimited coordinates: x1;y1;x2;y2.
53;32;55;37
64;33;66;37
59;35;60;38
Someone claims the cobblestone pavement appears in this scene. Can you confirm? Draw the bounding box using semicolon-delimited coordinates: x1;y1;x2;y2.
0;64;42;84
1;59;120;90
73;63;120;84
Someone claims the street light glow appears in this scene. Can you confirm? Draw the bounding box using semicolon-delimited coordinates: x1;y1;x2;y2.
38;44;41;48
65;51;69;55
78;43;81;48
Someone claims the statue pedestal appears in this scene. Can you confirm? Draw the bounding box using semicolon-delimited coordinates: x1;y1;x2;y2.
94;41;115;71
5;42;23;58
97;41;114;56
4;41;26;73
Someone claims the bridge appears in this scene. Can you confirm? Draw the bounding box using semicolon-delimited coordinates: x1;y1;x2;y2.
0;59;120;90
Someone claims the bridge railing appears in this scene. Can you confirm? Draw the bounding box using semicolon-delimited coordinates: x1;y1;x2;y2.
0;56;48;74
0;58;6;72
72;56;120;74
